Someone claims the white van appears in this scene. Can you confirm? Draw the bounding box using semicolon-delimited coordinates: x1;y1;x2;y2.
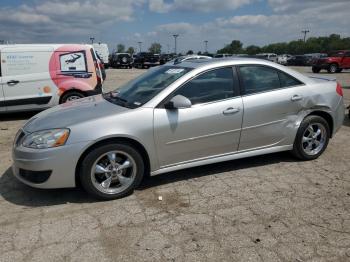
93;43;110;68
0;44;103;113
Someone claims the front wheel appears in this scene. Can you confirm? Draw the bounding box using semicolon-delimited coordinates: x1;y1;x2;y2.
79;143;144;200
292;115;330;160
312;66;321;73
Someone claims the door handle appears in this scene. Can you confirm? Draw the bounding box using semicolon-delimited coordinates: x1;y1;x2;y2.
223;107;240;115
291;95;303;101
7;80;20;86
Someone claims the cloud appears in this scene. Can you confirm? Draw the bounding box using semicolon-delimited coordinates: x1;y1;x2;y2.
149;0;255;13
0;0;145;43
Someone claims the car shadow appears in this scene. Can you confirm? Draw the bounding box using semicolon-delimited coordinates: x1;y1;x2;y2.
0;111;38;122
343;115;350;127
0;151;294;207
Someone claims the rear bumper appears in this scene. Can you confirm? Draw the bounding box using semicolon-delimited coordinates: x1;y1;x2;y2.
333;97;345;135
86;83;103;96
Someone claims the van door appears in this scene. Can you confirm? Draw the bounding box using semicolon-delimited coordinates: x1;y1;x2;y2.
0;52;6;112
1;49;56;112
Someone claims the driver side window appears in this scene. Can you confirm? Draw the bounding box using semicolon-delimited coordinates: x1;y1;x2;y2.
171;67;236;105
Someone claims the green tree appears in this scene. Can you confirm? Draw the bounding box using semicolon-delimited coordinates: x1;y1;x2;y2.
217;40;243;54
117;44;125;53
127;46;135;55
149;43;162;54
245;45;261;55
187;50;194;55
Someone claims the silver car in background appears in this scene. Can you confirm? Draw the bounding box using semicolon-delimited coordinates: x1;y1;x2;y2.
12;58;345;199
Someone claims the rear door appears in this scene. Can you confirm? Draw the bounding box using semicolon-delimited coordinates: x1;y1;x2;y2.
342;51;350;68
238;65;306;151
1;48;55;111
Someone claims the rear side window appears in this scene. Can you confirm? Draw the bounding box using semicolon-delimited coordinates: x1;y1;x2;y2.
171;67;236;105
239;66;280;95
59;51;87;72
278;71;303;87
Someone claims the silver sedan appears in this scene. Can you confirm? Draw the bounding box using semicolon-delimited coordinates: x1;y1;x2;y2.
12;58;345;199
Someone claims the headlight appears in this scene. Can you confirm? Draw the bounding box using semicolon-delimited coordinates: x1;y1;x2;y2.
22;129;70;149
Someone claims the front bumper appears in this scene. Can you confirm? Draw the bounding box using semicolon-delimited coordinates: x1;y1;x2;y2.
312;63;330;69
12;141;88;189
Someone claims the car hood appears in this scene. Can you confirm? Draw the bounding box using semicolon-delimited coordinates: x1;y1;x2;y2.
23;95;129;133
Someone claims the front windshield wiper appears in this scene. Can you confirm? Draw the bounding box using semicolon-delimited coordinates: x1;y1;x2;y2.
103;91;129;106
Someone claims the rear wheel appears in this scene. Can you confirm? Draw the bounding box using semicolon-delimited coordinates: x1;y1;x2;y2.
60;91;85;104
328;63;338;73
312;66;321;73
79;143;144;200
292;115;330;160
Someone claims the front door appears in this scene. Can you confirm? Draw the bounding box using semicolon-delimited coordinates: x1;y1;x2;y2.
154;67;243;168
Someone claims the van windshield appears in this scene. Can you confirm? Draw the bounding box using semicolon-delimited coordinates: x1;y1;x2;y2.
103;66;192;108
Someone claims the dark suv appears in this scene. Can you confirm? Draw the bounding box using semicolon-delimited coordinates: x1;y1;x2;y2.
312;50;350;73
109;53;133;69
133;52;160;68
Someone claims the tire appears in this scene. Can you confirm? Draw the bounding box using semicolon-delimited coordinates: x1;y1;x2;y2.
292;115;330;160
336;68;343;73
60;91;85;104
312;66;321;73
327;63;338;74
79;143;144;200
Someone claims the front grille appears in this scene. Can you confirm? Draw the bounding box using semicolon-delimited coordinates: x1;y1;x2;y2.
19;169;52;184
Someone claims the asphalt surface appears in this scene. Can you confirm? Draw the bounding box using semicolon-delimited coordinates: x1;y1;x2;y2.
0;67;349;262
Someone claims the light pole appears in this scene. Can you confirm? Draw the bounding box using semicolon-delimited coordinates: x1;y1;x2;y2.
173;34;179;55
90;37;95;44
204;40;208;54
137;41;142;52
301;29;310;42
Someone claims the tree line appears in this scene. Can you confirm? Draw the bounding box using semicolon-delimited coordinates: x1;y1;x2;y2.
217;34;350;55
115;43;162;54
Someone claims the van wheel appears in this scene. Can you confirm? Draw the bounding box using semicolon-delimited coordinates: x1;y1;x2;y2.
292;115;330;160
79;143;144;200
60;91;85;103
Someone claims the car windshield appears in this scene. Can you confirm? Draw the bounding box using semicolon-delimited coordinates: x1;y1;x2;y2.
103;66;192;109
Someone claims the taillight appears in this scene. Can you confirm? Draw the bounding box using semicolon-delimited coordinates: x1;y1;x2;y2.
336;82;343;97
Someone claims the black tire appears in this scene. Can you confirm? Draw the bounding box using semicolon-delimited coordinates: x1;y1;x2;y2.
79;143;144;200
292;115;330;160
327;63;338;74
312;66;321;73
60;91;85;104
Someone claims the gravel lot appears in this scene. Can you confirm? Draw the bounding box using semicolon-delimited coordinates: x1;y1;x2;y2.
0;67;349;262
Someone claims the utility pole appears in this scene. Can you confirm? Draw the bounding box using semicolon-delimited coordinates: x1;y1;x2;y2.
204;40;208;54
167;44;170;54
173;34;179;55
137;41;142;52
301;29;310;42
90;37;95;44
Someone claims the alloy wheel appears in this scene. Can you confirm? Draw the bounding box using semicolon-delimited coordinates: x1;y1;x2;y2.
90;151;137;194
301;123;326;156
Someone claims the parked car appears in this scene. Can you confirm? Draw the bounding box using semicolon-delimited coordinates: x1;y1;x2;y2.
256;53;278;63
170;55;212;64
109;53;133;68
133;52;160;68
93;43;110;68
12;58;345;199
0;44;103;113
159;54;173;65
287;55;309;66
277;54;293;65
312;50;350;73
214;54;232;58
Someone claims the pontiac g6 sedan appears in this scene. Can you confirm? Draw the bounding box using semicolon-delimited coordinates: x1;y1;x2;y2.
12;58;345;199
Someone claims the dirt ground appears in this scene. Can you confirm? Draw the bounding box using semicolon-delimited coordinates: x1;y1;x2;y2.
0;67;349;262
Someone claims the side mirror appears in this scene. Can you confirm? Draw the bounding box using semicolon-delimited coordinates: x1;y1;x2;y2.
164;95;192;109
